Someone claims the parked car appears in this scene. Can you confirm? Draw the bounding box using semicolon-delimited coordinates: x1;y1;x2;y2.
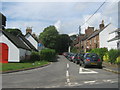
80;53;102;68
67;53;75;61
63;52;69;57
73;53;84;64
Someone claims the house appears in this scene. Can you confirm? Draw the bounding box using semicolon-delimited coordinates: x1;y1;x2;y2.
25;27;44;51
80;26;94;52
0;30;32;63
99;23;117;50
107;28;120;50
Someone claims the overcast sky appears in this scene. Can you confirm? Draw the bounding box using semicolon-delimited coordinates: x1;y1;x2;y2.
1;0;119;36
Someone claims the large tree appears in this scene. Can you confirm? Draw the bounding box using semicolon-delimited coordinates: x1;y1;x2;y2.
56;34;72;53
39;25;59;49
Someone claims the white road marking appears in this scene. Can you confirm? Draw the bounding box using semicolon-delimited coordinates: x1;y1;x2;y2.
66;70;69;77
79;67;98;74
67;63;69;68
84;80;96;84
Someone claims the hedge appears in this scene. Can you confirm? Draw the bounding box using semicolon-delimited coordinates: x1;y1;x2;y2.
90;48;108;60
30;51;40;62
107;49;120;64
40;48;57;62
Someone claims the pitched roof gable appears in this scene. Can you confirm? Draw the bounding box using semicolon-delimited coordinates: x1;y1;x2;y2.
18;34;38;51
1;30;31;50
25;32;39;43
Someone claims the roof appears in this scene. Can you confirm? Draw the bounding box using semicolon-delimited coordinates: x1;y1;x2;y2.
87;23;111;40
18;34;38;51
108;36;120;42
109;28;120;34
25;32;39;43
1;30;31;50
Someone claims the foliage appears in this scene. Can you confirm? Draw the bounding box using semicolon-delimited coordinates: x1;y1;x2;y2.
56;34;72;53
30;52;40;62
71;47;78;53
115;56;120;64
39;26;59;49
40;48;57;62
5;28;22;36
90;48;108;60
103;53;109;62
108;49;120;64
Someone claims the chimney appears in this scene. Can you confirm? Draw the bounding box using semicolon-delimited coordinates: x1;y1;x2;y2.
99;20;104;30
85;26;94;35
26;27;32;34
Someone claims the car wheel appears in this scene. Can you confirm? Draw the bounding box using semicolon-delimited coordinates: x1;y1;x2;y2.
81;62;86;68
98;65;102;69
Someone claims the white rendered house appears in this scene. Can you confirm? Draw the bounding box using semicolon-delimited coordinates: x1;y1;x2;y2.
0;30;31;63
99;23;117;50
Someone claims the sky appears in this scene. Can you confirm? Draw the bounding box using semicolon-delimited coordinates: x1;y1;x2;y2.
1;0;119;36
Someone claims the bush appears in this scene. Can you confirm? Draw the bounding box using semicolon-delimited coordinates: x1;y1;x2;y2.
40;48;57;62
108;49;120;64
103;53;109;62
30;52;40;62
115;56;120;64
90;48;108;60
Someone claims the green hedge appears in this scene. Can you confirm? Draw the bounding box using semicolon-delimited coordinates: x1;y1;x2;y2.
108;49;120;64
40;48;57;62
30;52;40;62
90;48;108;60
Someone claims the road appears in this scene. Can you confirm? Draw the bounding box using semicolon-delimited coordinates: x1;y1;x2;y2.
2;55;119;88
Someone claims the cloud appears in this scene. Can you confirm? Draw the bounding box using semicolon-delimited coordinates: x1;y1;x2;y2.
2;1;118;36
54;20;61;32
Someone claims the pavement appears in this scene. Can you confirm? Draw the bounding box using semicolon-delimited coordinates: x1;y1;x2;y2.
102;62;120;74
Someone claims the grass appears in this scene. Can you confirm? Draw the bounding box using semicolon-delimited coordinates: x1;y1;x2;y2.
1;60;49;72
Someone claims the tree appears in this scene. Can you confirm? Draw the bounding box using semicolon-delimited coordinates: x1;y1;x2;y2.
56;34;72;53
5;28;22;36
39;25;59;49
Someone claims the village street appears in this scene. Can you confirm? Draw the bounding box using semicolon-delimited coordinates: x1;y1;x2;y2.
2;55;118;88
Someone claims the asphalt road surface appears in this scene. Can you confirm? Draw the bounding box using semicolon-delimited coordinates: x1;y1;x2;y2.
2;55;119;88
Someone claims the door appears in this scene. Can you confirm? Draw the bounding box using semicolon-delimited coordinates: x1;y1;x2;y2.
0;43;8;63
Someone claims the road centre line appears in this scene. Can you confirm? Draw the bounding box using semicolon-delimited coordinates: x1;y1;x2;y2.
67;63;69;68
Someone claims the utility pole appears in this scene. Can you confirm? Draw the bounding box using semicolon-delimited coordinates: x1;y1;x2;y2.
79;25;81;53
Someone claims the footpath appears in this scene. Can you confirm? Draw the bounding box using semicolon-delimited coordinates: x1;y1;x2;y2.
102;62;120;74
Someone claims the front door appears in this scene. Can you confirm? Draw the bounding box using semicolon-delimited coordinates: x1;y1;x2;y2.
0;43;9;63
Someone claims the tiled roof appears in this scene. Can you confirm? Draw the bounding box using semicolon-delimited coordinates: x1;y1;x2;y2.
18;34;38;51
1;30;31;50
87;23;110;40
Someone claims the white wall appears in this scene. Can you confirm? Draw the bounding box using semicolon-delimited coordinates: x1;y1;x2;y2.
25;34;38;49
19;48;31;60
99;24;117;50
0;34;19;62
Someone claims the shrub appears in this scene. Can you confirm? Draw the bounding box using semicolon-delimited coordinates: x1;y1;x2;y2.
40;48;57;62
30;52;40;62
108;49;120;64
115;56;120;64
103;53;109;62
90;48;108;60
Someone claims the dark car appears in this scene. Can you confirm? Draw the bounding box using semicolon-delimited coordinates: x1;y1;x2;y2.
80;53;102;68
73;53;84;64
67;53;75;61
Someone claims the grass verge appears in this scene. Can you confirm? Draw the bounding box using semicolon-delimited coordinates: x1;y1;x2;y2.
1;61;49;72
